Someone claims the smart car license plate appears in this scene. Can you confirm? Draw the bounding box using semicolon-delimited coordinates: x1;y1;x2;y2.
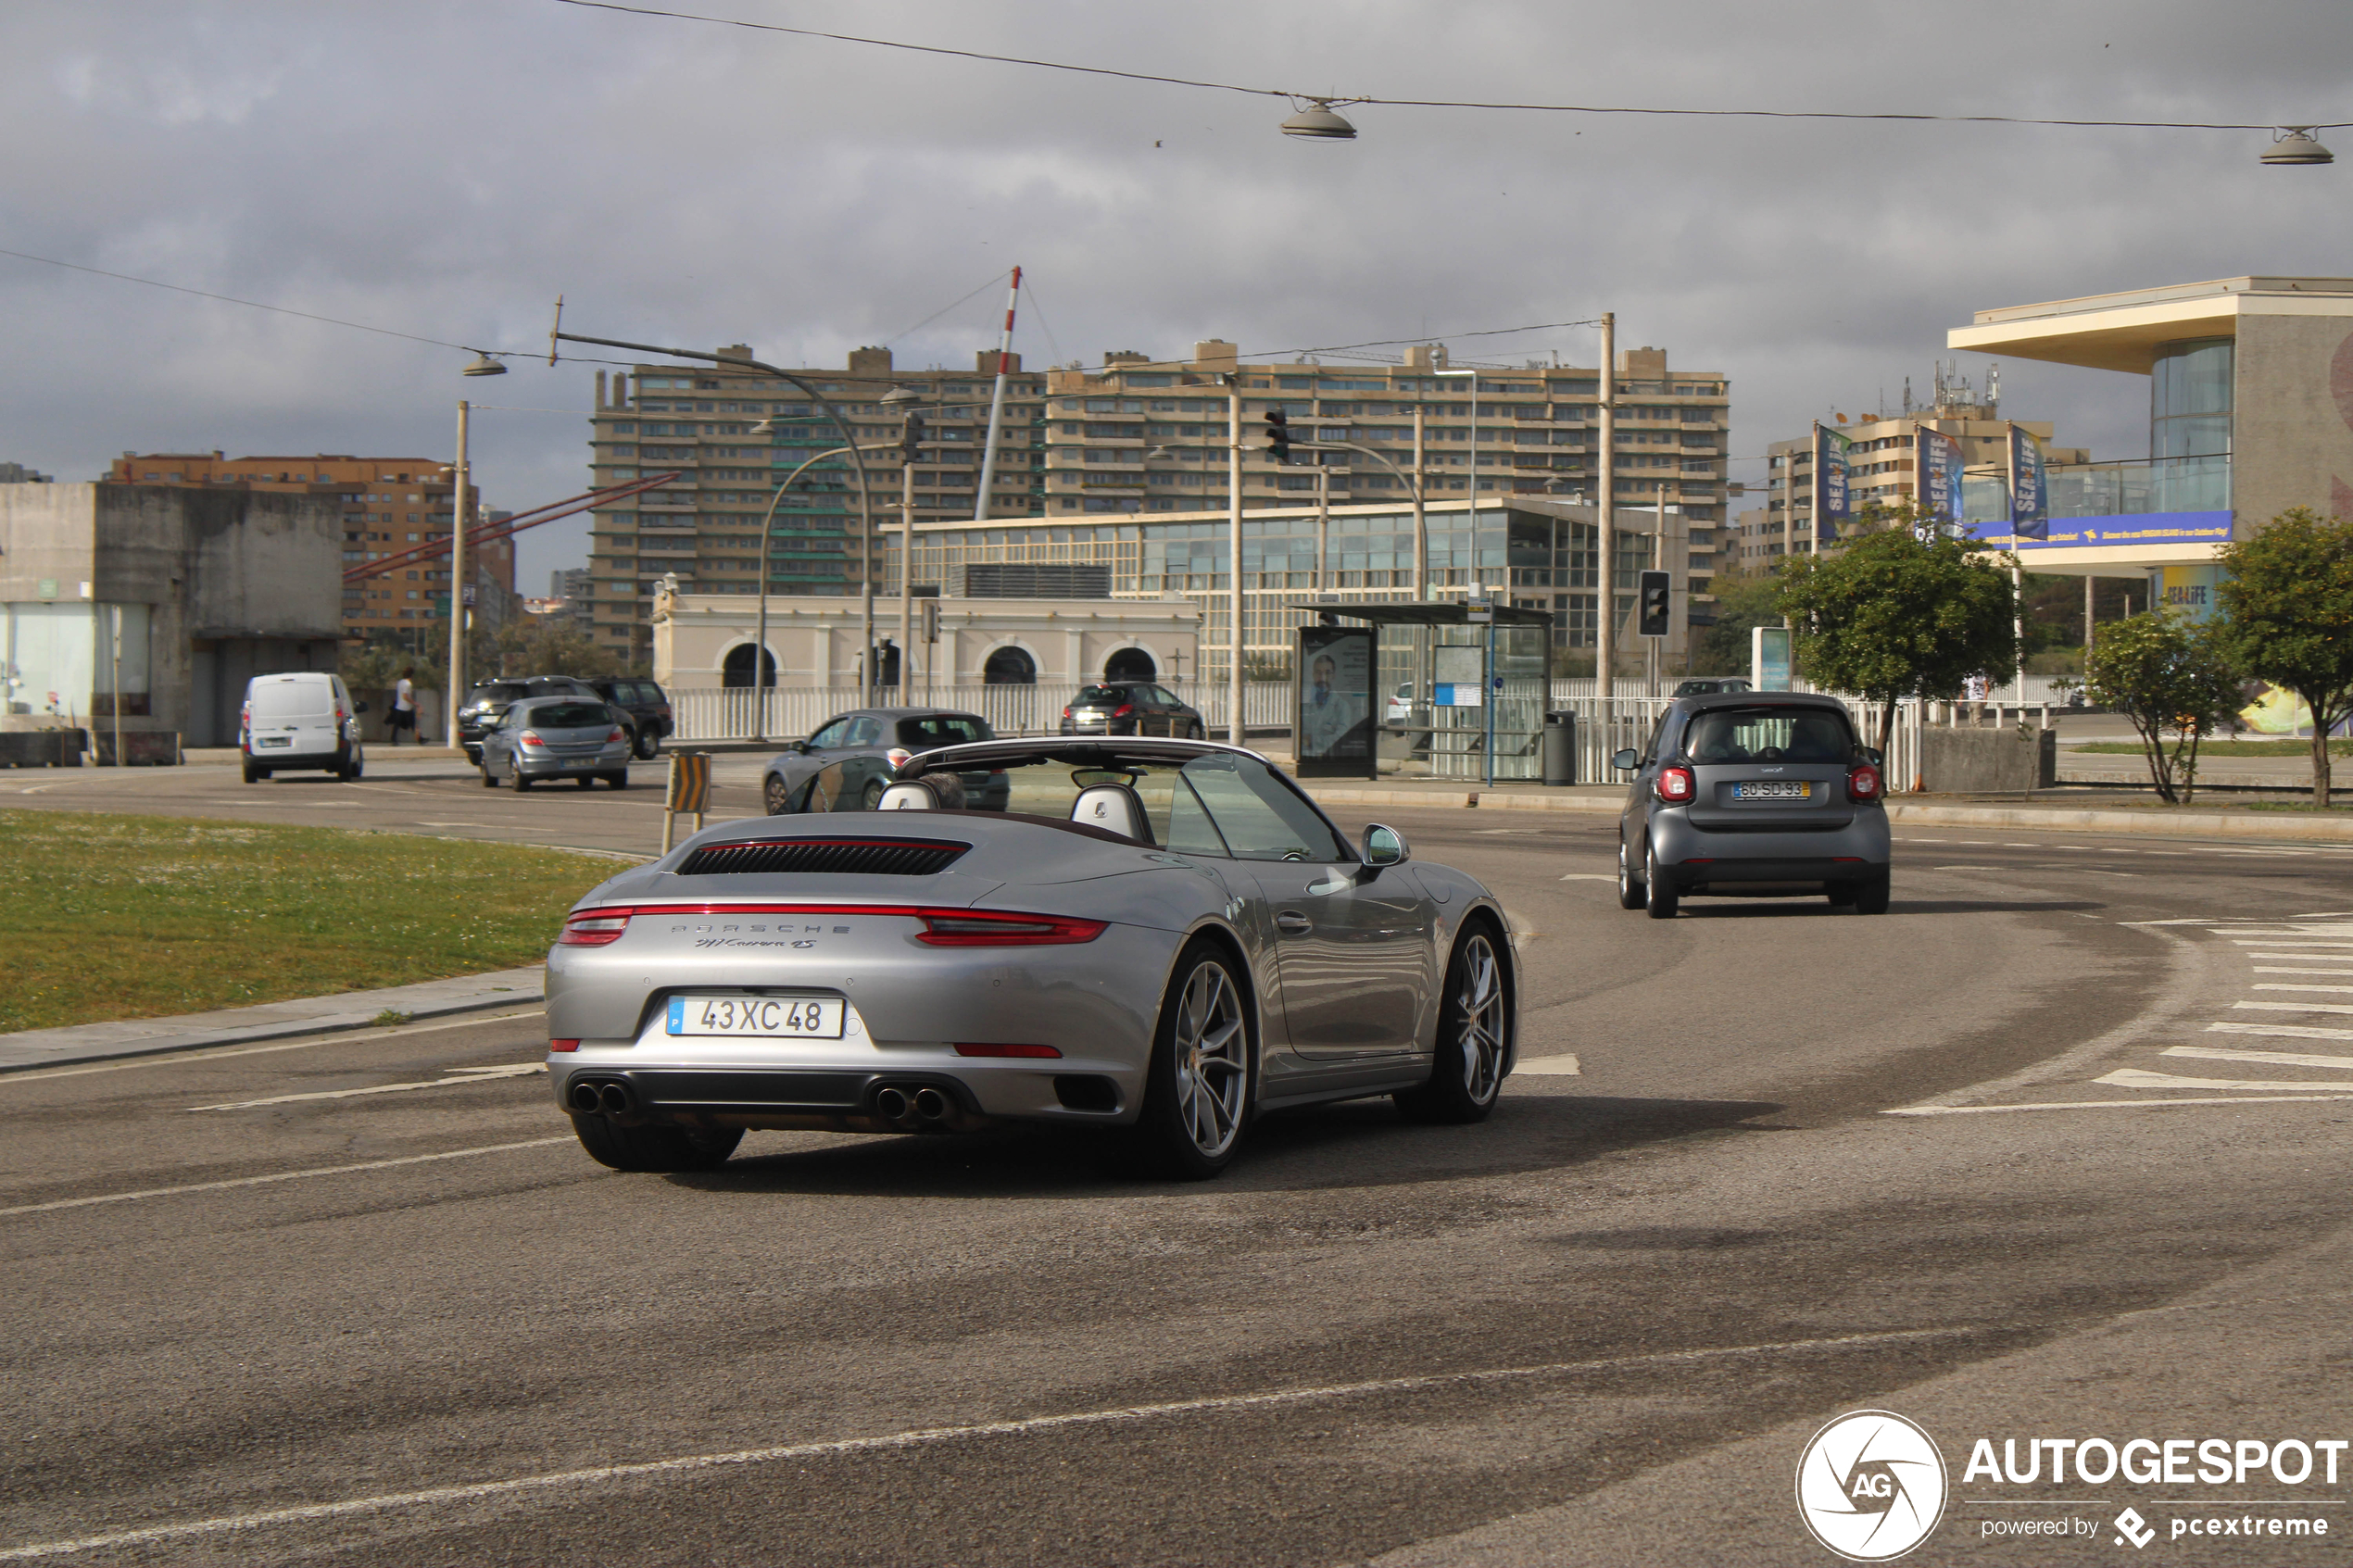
667;995;844;1038
1734;781;1810;799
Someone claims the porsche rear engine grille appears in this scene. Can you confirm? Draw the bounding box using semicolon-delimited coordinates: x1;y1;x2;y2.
678;838;971;877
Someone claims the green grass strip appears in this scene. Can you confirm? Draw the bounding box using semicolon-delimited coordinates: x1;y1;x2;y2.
2070;738;2349;758
0;810;610;1034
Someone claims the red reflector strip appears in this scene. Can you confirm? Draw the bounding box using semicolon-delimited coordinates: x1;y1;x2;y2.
918;912;1108;947
549;1039;581;1052
952;1043;1063;1059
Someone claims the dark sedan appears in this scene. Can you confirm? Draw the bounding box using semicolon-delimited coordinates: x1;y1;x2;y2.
1058;682;1204;738
761;708;1007;815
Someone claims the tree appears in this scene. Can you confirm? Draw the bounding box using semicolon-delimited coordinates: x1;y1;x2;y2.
1692;561;1782;675
1772;502;2018;752
2082;610;2241;805
2216;506;2353;808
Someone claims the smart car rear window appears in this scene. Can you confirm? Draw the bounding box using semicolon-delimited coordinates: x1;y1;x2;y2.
1685;708;1853;764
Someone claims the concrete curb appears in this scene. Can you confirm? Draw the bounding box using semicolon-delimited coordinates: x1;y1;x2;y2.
0;966;547;1075
1301;784;2353;842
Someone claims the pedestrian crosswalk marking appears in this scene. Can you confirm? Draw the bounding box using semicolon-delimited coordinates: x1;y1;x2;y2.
2163;1046;2353;1072
2253;982;2353;993
2233;998;2353;1015
2208;1021;2353;1042
2095;1066;2353;1092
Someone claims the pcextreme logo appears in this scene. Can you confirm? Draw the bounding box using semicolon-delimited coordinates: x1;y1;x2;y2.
1795;1410;1949;1562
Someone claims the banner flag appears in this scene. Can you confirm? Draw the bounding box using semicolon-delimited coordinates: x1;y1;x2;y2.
1813;423;1852;543
1917;424;1966;529
2008;423;2048;540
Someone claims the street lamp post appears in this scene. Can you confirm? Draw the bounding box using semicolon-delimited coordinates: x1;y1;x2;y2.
881;385;929;702
743;434;901;741
1226;373;1245;746
551;329;883;701
1435;369;1480;597
447;354;505;745
1596;312;1617;697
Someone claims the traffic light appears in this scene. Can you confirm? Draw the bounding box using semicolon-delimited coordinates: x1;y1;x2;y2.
1263;409;1291;464
1637;570;1672;637
900;414;925;464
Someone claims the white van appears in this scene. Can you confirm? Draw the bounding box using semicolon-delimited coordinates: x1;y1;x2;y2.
241;672;367;783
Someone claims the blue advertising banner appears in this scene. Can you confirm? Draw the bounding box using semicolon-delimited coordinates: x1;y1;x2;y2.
1918;425;1966;528
1814;424;1851;543
2008;425;2048;541
1976;511;2233;551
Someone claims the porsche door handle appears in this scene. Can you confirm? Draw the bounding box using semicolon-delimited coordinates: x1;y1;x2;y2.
1274;911;1313;935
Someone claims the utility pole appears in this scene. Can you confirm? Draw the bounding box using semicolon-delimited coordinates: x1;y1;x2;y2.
1227;373;1245;746
448;399;470;745
1596;313;1617;697
972;266;1021;521
1411;405;1428;598
900;451;916;700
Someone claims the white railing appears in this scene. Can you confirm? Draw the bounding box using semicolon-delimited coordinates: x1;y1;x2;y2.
1545;696;1926;792
1546;674;2073;706
669;682;1295;743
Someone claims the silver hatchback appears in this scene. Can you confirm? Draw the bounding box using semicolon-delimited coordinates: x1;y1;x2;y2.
1611;693;1890;918
477;696;632;790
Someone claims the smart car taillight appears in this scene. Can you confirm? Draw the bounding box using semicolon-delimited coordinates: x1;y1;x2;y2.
1847;762;1882;801
1655;765;1694;803
558;909;631;946
916;910;1108;947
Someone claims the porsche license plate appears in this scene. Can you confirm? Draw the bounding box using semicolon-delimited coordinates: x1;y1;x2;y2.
1734;781;1811;799
667;995;844;1038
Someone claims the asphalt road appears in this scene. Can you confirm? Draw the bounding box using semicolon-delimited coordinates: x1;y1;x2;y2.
5;764;2353;1564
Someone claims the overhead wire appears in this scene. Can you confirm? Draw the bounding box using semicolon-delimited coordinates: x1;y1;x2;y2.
546;0;2347;132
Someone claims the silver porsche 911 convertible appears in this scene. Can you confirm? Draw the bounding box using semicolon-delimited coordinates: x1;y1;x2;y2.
545;738;1516;1179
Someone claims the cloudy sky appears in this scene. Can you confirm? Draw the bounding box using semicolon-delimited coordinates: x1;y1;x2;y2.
4;0;2346;584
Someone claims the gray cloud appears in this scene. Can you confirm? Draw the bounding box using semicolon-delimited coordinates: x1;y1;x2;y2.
2;0;2346;584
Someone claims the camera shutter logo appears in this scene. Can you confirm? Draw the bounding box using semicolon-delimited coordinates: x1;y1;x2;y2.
1794;1410;1947;1561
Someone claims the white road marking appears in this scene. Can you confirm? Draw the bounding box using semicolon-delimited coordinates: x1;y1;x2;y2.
2233;998;2353;1016
2254;982;2353;993
2096;1066;2353;1093
0;1327;1978;1563
2162;1046;2353;1072
0;1136;577;1218
2209;1021;2353;1042
1887;1094;2353;1117
2246;954;2353;965
414;822;483;828
187;1063;545;1111
0;1010;547;1085
1933;865;2005;872
1514;1054;1581;1075
2231;938;2353;947
1557;873;1617;882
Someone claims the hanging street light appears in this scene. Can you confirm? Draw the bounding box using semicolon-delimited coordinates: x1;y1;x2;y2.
1280;97;1359;140
2260;127;2334;166
461;353;508;377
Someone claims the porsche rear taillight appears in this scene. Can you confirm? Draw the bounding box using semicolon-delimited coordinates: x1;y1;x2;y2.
1847;762;1882;801
1655;765;1694;803
915;911;1107;947
558;909;631;946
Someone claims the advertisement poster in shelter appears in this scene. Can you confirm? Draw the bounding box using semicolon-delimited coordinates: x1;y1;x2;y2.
1295;625;1375;777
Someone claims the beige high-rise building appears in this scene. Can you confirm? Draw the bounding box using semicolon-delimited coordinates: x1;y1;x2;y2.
584;345;1048;661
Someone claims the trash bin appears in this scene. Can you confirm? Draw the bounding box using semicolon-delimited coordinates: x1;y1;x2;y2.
1541;711;1577;786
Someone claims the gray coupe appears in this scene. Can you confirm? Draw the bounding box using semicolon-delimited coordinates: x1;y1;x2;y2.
546;738;1516;1179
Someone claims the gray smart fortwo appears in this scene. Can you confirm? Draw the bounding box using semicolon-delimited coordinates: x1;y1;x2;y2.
545;738;1516;1180
1612;691;1891;918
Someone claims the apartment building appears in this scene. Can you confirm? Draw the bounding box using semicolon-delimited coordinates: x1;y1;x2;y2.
584;345;1049;660
1755;378;2086;556
102;451;507;649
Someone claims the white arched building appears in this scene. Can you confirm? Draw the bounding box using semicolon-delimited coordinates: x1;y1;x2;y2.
651;588;1201;696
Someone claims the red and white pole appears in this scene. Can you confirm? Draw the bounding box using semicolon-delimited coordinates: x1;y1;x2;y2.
972;266;1021;521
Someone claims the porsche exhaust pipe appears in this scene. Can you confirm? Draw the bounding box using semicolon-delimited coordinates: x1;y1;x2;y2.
912;1087;950;1123
597;1082;635;1117
566;1081;604;1114
874;1086;911;1121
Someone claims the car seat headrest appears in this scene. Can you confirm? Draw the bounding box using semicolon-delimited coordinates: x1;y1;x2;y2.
1071;784;1153;845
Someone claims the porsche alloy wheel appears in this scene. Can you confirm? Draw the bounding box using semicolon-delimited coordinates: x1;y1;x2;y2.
1397;924;1508;1124
1131;943;1252;1178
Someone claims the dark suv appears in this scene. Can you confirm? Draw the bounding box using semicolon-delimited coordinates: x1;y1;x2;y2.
586;677;672;759
1611;691;1890;919
1059;682;1203;738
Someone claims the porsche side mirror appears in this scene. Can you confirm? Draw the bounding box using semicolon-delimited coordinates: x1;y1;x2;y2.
1362;822;1409;867
1611;748;1640;771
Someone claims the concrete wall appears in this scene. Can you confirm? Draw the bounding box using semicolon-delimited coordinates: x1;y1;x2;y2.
0;483;342;746
1920;726;2057;794
2233;312;2353;530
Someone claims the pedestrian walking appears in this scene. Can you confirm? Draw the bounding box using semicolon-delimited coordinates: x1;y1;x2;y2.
390;667;418;744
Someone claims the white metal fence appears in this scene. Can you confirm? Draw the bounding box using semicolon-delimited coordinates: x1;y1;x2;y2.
1547;696;1927;793
1549;674;2075;706
670;682;1295;744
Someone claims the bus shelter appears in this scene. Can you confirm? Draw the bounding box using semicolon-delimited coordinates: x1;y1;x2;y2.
1290;600;1553;784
